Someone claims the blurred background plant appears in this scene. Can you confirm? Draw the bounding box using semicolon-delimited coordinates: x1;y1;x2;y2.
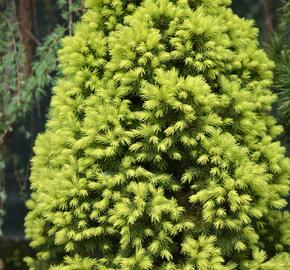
0;0;289;269
0;0;83;268
269;1;290;142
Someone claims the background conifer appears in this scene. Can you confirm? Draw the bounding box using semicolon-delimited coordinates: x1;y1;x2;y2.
25;0;290;269
270;2;290;137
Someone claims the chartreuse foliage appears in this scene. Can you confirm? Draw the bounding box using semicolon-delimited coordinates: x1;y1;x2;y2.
25;0;290;269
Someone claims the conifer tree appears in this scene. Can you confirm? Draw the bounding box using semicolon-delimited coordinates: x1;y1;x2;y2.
25;0;290;269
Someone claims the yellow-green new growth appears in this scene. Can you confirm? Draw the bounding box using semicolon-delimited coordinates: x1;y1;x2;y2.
25;0;290;269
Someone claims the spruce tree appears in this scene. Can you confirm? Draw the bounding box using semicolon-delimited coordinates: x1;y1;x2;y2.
25;0;290;269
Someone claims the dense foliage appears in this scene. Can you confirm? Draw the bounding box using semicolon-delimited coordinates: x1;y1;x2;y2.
270;1;290;133
25;0;290;269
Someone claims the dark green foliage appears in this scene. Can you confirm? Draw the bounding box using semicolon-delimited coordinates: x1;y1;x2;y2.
270;2;290;133
25;0;290;269
0;0;26;235
0;2;25;137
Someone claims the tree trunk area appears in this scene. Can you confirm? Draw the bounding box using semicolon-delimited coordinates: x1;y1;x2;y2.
18;0;34;77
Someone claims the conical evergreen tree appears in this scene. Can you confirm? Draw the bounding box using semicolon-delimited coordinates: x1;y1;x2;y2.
25;0;290;269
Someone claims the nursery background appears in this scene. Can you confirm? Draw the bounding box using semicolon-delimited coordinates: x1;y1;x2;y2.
0;0;289;269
